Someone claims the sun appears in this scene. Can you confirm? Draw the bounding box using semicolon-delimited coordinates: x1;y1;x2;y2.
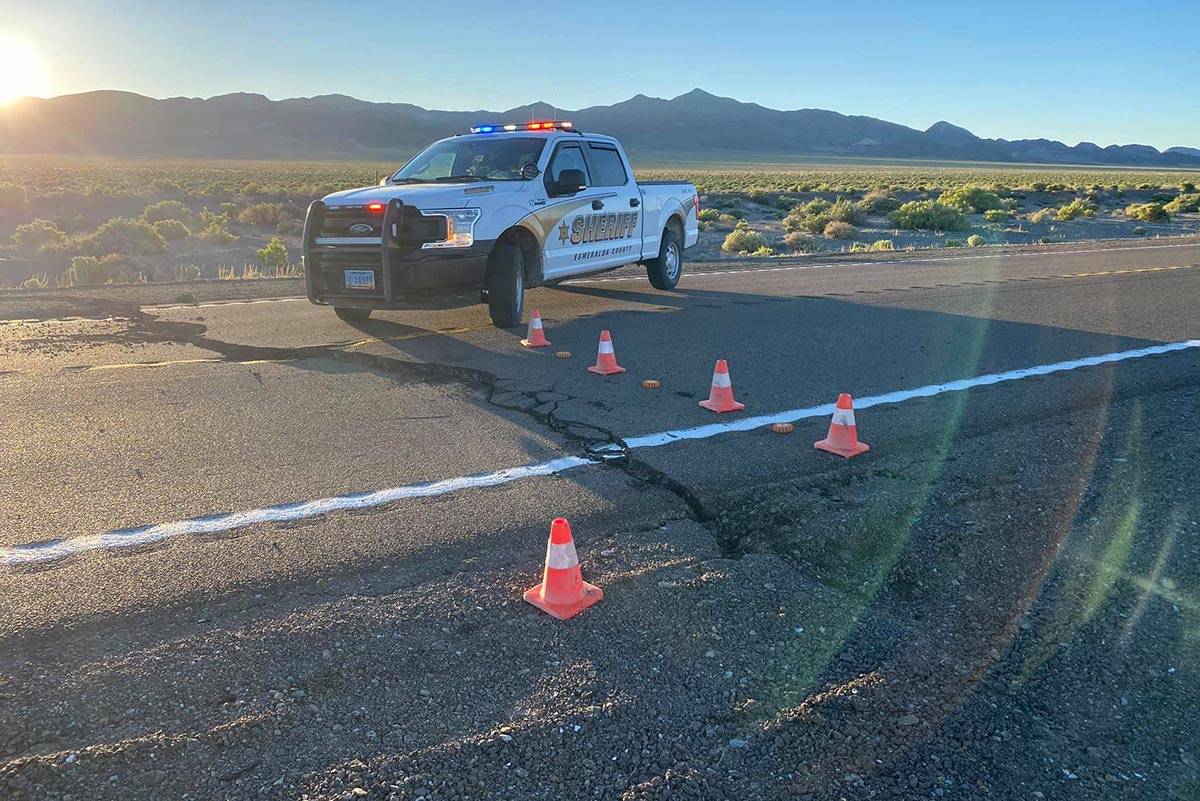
0;34;49;105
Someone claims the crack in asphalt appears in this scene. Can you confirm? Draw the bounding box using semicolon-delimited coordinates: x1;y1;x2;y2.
102;299;728;551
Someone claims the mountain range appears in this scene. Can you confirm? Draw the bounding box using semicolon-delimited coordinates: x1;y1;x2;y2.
1;88;1197;168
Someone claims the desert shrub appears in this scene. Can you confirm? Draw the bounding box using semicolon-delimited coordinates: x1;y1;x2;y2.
889;200;968;231
239;202;288;227
1056;198;1097;220
715;213;740;229
20;273;49;289
750;245;774;256
76;217;167;256
1028;207;1057;223
783;197;858;234
12;219;67;250
152;219;191;241
944;238;963;247
856;188;900;214
784;198;828;225
938;186;1004;213
70;254;135;285
175;264;202;281
1030;182;1048;192
219;202;240;218
849;239;895;252
783;231;819;252
823;220;857;239
255;236;292;271
1181;182;1196;193
1163;193;1200;213
1124;202;1169;222
721;228;768;254
966;234;987;247
983;209;1009;223
0;183;27;216
697;208;721;222
196;210;238;244
198;225;238;244
826;198;861;224
142;200;189;223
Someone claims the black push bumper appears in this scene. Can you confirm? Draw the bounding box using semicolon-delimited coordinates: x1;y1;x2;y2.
302;199;492;309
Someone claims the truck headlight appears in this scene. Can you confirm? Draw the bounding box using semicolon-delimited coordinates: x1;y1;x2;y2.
421;208;481;249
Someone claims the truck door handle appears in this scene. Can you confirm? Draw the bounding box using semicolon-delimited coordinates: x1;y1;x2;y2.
591;199;604;210
629;198;640;207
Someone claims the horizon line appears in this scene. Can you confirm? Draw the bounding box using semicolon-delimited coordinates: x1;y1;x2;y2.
3;87;1196;153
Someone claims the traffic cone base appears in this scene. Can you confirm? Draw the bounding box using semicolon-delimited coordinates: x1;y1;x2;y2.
699;397;745;412
521;309;550;348
698;359;744;413
523;581;604;621
814;393;869;458
814;437;870;458
588;364;627;375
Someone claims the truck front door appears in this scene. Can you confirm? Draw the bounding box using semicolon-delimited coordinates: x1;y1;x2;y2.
540;142;605;280
578;140;641;271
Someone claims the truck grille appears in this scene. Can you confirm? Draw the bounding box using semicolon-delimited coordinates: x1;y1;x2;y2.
317;204;448;247
320;207;383;239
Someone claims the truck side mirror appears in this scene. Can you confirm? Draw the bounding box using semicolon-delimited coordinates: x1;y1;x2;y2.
554;169;587;196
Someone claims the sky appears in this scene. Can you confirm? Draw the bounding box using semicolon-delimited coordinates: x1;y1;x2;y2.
2;0;1198;150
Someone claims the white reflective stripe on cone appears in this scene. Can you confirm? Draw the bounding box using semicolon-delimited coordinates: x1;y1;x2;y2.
531;317;543;329
598;341;614;354
711;371;732;388
832;408;856;427
547;541;580;569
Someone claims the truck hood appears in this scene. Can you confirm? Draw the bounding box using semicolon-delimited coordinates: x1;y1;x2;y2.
322;182;521;210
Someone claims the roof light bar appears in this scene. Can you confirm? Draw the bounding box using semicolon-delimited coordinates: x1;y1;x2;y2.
469;120;574;134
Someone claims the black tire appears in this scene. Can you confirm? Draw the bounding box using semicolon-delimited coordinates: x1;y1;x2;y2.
333;307;372;322
485;242;525;328
646;226;683;290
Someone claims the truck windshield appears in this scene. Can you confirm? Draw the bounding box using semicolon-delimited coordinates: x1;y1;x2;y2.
390;137;546;183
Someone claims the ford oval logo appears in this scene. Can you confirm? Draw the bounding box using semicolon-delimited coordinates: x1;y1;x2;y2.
349;223;374;235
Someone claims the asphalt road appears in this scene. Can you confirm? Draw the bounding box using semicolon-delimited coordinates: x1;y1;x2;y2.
2;240;1199;800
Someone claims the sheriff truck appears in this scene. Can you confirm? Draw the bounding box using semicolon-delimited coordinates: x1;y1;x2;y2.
302;121;699;327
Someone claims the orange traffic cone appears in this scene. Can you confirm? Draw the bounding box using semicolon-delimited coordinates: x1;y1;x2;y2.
587;330;626;375
698;359;745;413
524;518;603;620
521;309;550;348
815;393;870;458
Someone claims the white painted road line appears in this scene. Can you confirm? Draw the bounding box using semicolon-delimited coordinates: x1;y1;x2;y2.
566;241;1200;285
2;457;592;568
143;296;309;312
4;339;1200;568
608;339;1200;450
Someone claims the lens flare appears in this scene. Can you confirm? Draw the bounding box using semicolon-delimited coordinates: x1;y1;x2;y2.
0;34;49;105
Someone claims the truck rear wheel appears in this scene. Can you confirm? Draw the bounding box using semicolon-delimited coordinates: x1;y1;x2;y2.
485;242;525;328
646;227;682;290
334;307;372;322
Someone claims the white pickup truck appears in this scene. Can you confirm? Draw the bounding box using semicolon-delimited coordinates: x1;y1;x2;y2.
302;121;699;327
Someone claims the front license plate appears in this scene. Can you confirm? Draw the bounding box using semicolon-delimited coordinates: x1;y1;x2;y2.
344;269;375;290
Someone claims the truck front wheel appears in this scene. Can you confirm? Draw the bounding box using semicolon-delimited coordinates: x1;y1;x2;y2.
334;307;372;322
645;227;682;290
485;242;525;328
